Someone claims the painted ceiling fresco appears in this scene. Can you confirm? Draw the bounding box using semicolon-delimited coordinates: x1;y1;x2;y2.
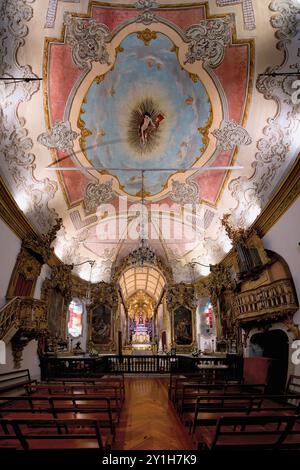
81;33;211;196
0;0;299;285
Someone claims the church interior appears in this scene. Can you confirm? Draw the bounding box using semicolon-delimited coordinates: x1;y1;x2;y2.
0;0;300;459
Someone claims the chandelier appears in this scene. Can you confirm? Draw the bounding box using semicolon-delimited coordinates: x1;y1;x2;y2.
129;239;157;266
128;170;157;267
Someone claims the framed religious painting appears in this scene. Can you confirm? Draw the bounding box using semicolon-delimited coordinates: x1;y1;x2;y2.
89;304;114;352
172;305;196;353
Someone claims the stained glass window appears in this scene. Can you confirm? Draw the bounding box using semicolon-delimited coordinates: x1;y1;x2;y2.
67;299;83;338
204;303;213;334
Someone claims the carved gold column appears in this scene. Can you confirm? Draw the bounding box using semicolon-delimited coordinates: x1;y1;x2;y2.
166;283;197;353
41;263;73;339
87;281;119;353
206;264;236;341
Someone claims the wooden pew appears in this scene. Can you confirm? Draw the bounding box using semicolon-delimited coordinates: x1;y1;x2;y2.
176;382;266;415
25;384;122;420
0;395;117;437
197;415;298;451
190;394;261;434
168;373;242;400
191;394;300;443
170;376;243;405
46;374;125;402
0;370;37;396
0;418;112;450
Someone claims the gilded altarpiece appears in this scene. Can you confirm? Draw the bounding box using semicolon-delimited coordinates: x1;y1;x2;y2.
87;282;118;353
41;264;73;340
166;284;196;353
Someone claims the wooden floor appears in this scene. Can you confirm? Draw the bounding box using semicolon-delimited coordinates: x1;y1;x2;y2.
114;377;193;450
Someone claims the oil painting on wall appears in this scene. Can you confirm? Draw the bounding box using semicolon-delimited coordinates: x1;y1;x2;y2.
91;304;112;345
174;306;192;345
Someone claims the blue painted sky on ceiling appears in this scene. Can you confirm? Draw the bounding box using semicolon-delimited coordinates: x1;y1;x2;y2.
82;32;211;196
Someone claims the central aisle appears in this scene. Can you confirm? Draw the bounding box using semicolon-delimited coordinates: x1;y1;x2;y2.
114;377;193;450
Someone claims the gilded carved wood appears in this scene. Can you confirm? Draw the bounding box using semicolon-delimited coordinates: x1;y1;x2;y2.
41;264;73;339
0;297;48;368
205;263;235;340
22;218;62;264
6;248;42;299
232;279;298;324
6;218;63;300
166;283;196;352
87;281;119;353
221;214;271;280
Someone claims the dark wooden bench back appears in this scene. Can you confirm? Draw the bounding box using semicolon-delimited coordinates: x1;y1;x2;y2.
0;369;36;395
191;394;300;434
0;395;116;434
177;383;266;413
0;418;109;450
209;414;296;451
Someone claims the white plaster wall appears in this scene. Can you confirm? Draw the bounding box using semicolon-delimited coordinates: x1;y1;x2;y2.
261;196;300;375
0;340;41;381
262;196;300;325
0;218;21;308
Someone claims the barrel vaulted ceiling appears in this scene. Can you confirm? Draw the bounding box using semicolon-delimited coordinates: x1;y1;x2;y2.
0;0;299;283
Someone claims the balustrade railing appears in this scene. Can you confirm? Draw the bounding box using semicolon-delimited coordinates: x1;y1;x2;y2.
40;354;241;380
232;279;298;320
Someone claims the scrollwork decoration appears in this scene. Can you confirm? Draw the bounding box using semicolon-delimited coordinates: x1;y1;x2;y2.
185;17;232;67
64;14;110;70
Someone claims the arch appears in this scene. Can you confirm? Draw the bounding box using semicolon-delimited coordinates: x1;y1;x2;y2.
119;265;166;302
249;329;289;393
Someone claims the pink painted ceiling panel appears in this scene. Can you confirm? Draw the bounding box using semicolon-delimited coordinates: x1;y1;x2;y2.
48;44;82;124
214;44;250;123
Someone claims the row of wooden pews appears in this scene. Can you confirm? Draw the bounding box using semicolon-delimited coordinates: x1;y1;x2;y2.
0;371;125;451
169;372;300;451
